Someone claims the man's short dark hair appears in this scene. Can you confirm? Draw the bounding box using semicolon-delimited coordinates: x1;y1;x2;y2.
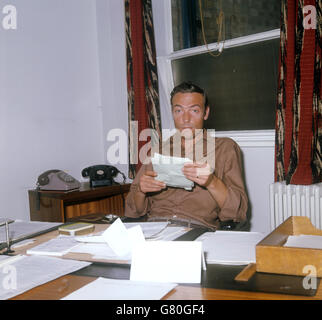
170;81;209;107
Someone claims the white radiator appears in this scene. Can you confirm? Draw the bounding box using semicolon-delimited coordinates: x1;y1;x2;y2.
269;182;322;231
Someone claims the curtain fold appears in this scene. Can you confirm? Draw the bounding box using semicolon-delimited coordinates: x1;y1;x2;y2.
125;0;162;179
275;0;321;184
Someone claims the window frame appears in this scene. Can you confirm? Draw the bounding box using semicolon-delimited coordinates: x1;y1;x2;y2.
153;0;279;143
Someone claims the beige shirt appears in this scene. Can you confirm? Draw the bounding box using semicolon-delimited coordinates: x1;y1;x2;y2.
125;134;248;229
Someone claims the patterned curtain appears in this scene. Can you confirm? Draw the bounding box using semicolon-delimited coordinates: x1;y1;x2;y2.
125;0;162;179
275;0;321;184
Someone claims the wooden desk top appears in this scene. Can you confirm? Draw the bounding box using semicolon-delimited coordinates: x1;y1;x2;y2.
6;224;322;300
11;274;322;300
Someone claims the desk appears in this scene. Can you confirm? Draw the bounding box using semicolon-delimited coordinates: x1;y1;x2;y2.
10;274;322;300
28;183;130;222
7;225;322;300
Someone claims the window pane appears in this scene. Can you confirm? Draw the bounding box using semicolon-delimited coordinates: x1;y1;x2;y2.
172;0;281;51
171;39;279;131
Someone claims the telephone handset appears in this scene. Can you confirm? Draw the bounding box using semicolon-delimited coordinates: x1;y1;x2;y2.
81;165;126;187
37;169;81;191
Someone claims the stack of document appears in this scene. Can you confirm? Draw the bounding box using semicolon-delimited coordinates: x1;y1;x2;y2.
196;231;266;265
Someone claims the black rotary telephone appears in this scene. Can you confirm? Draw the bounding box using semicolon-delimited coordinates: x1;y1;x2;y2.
81;165;126;187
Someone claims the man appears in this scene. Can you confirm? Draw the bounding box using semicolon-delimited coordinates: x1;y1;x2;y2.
124;82;248;230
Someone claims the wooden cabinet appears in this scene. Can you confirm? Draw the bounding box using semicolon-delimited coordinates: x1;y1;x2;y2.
28;183;131;222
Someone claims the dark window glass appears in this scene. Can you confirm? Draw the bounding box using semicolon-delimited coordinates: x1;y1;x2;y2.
171;39;280;130
172;0;281;51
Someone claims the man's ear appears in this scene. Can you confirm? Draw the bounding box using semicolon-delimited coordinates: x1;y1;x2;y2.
204;106;210;120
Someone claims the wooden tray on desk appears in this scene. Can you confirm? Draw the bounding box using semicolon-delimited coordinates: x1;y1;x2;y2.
256;216;322;277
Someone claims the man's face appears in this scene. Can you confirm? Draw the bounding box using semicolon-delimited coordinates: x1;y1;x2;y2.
172;92;209;134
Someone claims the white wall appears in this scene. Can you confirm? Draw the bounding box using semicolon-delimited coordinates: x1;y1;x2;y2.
242;144;275;233
0;0;104;220
95;0;129;180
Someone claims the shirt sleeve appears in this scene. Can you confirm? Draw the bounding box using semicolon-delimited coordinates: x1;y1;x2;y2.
124;163;152;218
217;140;248;222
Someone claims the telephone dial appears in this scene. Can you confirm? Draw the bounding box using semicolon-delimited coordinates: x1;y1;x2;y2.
37;169;81;191
81;165;126;187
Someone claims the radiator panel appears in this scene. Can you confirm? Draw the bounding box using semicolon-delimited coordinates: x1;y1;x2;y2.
269;182;322;231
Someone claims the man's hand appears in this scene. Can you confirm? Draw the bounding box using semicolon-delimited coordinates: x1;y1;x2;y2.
138;170;166;194
183;162;228;208
182;162;214;187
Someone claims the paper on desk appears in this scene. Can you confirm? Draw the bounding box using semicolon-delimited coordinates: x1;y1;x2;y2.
75;222;168;243
0;255;9;263
75;234;105;243
143;226;189;241
69;227;189;263
69;243;131;262
71;220;190;262
124;222;169;238
26;236;80;256
102;218;145;258
0;254;25;268
284;235;322;250
0;255;91;300
123;222;188;240
62;277;177;300
11;239;35;249
151;153;194;190
69;224;188;262
75;222;187;243
196;231;266;265
0;219;62;244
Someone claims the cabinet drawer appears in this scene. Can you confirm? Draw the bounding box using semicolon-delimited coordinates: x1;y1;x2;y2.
64;193;128;220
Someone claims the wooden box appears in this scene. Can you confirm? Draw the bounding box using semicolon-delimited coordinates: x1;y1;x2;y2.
256;216;322;277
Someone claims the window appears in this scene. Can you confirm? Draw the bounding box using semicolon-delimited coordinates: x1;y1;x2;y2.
171;0;280;51
172;38;280;130
156;0;281;132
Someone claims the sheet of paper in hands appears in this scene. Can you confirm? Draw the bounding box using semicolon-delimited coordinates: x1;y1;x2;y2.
151;153;194;191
